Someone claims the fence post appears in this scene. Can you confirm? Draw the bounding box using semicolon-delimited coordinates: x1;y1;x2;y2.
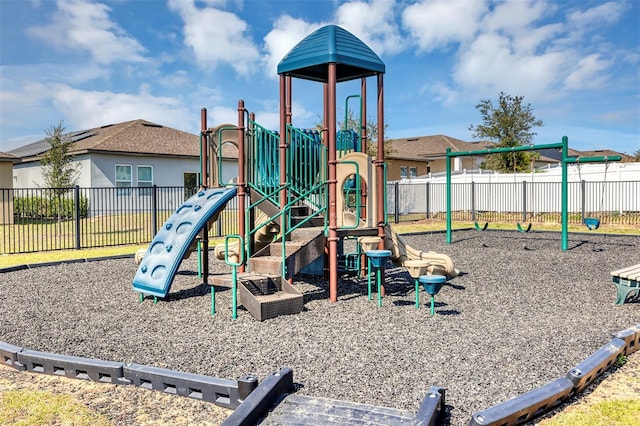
394;181;399;224
471;181;475;222
425;182;430;219
151;185;158;238
74;185;81;250
522;180;527;222
580;180;586;223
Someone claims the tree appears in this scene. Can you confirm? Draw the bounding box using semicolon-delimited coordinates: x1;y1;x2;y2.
41;121;80;189
326;109;394;158
469;92;544;172
632;149;640;162
40;121;80;228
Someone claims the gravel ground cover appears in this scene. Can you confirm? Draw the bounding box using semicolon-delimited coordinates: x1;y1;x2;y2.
1;230;638;425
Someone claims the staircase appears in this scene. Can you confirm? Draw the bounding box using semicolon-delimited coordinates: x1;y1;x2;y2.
213;191;326;321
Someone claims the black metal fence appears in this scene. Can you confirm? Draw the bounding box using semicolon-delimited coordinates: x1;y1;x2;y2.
387;180;640;226
1;186;239;254
2;181;638;254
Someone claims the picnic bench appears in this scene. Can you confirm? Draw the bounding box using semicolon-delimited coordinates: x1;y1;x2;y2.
611;264;640;305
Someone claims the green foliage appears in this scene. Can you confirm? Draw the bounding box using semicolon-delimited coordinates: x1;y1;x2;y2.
40;121;80;190
0;389;111;426
615;354;628;368
13;194;88;220
315;109;394;158
470;92;544;172
340;109;394;158
543;399;640;426
633;149;640;161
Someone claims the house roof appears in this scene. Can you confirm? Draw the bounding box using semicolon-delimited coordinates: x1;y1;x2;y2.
388;135;483;160
8;119;239;161
572;149;631;160
277;25;385;82
388;136;563;164
0;152;18;162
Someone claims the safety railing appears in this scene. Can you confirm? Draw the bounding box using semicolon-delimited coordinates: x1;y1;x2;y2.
248;119;281;204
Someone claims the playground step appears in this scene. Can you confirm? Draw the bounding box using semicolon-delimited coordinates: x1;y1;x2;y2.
250;229;325;277
248;256;284;276
263;394;414;425
238;276;303;321
209;272;279;291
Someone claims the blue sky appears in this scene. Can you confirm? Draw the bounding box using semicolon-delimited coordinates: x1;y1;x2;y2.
1;0;639;155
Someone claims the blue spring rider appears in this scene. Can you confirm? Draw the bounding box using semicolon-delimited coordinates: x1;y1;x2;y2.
420;275;446;316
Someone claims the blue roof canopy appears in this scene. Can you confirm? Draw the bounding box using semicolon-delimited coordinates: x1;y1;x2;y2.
277;25;385;83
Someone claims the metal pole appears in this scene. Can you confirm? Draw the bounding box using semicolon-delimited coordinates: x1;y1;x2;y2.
471;181;476;222
522;180;527;222
74;185;81;250
561;136;568;251
581;179;586;223
394;181;399;224
328;63;339;303
446;148;452;243
425;182;430;219
237;100;246;272
151;185;157;237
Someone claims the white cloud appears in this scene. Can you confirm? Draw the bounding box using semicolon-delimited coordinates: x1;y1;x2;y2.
167;0;260;75
336;0;404;55
452;32;565;99
48;84;192;133
564;54;612;90
402;0;488;52
567;1;627;27
262;15;320;77
481;0;550;35
27;0;147;64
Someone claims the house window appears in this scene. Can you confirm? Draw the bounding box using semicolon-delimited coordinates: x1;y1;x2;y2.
400;166;408;179
409;167;417;178
115;165;132;195
137;165;153;195
183;172;200;199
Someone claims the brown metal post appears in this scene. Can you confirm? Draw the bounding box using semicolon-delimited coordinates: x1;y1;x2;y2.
237;100;246;273
328;63;338;302
200;108;209;188
200;108;209;284
279;75;289;278
376;73;385;247
360;78;367;153
323;82;330;281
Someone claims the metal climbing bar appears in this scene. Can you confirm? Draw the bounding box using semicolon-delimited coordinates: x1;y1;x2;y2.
248;119;280;203
285;125;327;211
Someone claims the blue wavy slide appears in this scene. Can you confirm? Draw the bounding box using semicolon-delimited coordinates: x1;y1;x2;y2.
132;186;237;298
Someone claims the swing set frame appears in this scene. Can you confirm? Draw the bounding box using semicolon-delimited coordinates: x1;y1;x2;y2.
445;136;621;251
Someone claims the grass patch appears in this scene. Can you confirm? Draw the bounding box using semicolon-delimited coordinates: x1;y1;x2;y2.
542;399;640;426
0;389;111;426
0;238;227;269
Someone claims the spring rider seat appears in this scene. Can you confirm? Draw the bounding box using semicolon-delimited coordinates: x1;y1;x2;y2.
420;275;446;316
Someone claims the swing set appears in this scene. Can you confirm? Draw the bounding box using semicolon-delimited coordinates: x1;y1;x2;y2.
578;158;610;231
470;152;534;233
445;136;621;251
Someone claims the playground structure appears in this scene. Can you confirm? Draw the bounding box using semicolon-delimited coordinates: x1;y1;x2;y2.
132;25;457;320
445;139;622;250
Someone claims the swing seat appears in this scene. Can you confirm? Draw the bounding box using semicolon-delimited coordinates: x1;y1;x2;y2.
474;222;489;231
516;222;532;233
584;217;600;230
